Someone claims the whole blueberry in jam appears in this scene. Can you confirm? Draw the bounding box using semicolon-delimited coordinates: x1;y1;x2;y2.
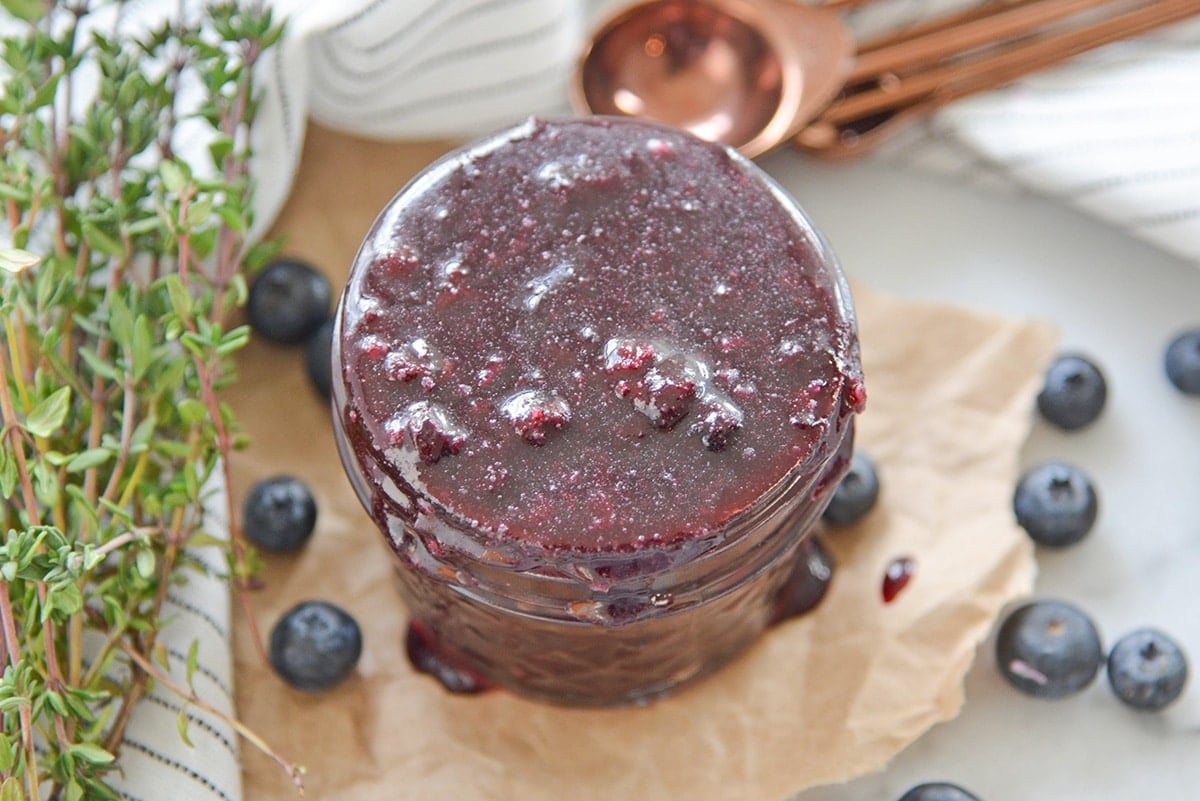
1036;353;1107;430
1012;462;1098;548
1107;628;1189;711
248;258;332;344
995;599;1103;699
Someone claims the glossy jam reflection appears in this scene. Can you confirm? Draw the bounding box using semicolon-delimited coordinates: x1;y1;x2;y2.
333;117;863;705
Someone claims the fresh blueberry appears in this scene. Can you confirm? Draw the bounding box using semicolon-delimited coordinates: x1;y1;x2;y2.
1164;329;1200;395
1012;462;1098;548
243;476;317;552
822;450;880;526
247;258;332;344
304;318;334;400
1107;628;1189;711
1036;353;1107;430
995;599;1103;699
896;782;982;801
269;600;362;692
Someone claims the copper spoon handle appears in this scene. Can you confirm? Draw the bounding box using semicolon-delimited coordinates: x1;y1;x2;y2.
847;0;1118;82
797;0;1200;157
851;0;1079;53
830;0;1161;123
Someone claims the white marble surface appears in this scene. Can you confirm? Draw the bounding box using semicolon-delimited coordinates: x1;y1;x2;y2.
758;154;1200;801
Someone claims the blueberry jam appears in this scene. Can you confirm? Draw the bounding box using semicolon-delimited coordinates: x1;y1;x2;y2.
882;556;916;603
333;117;863;705
405;621;491;695
771;536;836;623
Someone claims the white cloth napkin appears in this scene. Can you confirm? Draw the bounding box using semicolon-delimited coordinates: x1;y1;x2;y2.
4;2;1198;800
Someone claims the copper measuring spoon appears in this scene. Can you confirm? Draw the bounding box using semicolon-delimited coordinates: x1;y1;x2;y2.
570;0;855;159
572;0;1200;159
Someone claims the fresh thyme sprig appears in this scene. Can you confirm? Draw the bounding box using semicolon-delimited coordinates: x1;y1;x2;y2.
0;2;299;798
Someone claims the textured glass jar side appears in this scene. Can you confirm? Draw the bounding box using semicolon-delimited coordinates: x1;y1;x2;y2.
328;120;863;706
332;323;855;704
381;428;852;706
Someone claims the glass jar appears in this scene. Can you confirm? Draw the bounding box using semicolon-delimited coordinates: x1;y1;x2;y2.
332;117;864;706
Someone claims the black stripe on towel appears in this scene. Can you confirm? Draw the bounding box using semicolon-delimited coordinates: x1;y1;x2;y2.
323;5;569;92
165;644;234;698
164;591;228;640
120;738;235;801
313;55;570;122
141;692;239;759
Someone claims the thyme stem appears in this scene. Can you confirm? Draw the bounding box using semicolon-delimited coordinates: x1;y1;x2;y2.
1;3;290;796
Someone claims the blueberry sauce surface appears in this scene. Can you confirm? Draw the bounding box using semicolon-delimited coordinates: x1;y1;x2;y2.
338;117;862;554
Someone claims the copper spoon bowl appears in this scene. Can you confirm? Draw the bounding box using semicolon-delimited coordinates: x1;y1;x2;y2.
571;0;854;158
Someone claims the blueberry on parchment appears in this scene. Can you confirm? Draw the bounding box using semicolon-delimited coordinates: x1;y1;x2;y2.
304;318;335;400
243;475;318;553
248;258;332;344
822;451;880;526
269;600;363;692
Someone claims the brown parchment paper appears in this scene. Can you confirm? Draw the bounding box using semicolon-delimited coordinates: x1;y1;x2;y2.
228;124;1058;801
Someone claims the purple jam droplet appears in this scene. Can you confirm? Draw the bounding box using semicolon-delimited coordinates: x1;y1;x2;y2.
882;555;916;603
405;622;491;695
844;377;868;414
771;536;835;623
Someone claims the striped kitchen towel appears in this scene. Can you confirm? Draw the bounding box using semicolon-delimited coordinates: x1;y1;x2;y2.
105;477;242;801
